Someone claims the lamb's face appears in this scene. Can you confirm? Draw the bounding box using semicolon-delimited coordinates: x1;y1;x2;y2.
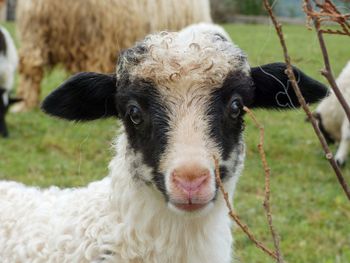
115;31;253;213
42;25;328;215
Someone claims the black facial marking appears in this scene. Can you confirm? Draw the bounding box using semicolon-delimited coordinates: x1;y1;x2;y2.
217;142;243;181
208;71;254;162
115;78;170;198
219;165;229;180
212;165;232;201
152;172;168;201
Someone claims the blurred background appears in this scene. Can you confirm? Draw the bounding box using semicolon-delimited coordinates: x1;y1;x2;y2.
1;0;350;22
0;0;349;262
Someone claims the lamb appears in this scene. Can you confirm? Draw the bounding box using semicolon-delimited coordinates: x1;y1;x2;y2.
313;61;350;166
0;24;327;262
0;26;19;137
13;0;212;112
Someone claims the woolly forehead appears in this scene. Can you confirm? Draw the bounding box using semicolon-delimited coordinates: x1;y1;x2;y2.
116;31;250;92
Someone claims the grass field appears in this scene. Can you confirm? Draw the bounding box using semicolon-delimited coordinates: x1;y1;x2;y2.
0;22;349;262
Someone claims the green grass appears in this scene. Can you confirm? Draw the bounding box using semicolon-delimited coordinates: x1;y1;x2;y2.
1;22;349;262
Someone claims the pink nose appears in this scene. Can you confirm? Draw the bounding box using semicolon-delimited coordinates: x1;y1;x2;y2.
171;164;210;198
174;175;208;194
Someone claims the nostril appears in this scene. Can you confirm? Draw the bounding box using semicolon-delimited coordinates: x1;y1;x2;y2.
172;170;210;194
175;176;207;192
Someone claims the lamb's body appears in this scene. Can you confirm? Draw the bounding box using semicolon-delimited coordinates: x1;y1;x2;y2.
0;179;113;262
14;0;211;111
0;24;327;262
315;61;350;166
0;134;239;262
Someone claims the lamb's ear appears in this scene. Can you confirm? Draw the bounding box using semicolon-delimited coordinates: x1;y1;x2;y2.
42;72;118;121
250;62;328;109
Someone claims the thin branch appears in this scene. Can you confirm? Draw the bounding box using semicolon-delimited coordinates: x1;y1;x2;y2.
243;106;284;263
304;0;350;124
304;0;350;35
262;0;350;200
320;29;350;36
213;156;278;260
304;0;350;199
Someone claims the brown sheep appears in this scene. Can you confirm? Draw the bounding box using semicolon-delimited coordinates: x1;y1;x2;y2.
14;0;211;111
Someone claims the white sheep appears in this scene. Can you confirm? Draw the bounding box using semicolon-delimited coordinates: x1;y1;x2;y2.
0;24;327;262
314;61;350;166
0;26;19;137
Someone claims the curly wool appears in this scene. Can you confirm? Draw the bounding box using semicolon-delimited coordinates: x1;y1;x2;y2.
129;24;246;87
0;133;243;263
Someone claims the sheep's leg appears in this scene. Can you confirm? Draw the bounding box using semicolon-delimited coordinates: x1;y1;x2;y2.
335;119;350;167
0;114;8;137
11;51;44;112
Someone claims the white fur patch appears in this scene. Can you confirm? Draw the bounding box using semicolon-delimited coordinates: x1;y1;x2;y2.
0;27;18;92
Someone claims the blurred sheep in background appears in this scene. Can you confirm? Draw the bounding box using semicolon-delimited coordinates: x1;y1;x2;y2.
0;26;19;137
314;61;350;167
13;0;212;112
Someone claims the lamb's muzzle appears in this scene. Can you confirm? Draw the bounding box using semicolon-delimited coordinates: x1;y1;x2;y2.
169;162;213;212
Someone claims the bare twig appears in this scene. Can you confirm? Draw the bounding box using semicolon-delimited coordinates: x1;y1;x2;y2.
304;0;350;125
213;156;278;260
320;29;350;35
243;106;284;263
262;0;350;200
304;0;350;36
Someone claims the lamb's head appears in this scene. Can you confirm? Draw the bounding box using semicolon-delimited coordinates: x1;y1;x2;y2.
42;25;327;214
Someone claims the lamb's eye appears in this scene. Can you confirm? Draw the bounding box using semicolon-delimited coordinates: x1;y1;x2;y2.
230;99;241;119
128;105;143;125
